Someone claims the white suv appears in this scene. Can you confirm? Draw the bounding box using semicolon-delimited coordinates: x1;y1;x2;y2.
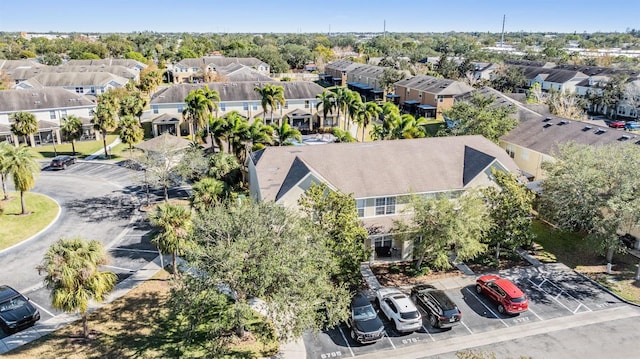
375;287;422;333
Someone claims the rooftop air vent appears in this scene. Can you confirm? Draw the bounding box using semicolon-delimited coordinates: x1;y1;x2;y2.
594;128;607;135
558;120;569;126
543;117;552;122
543;123;553;128
619;135;631;141
582;126;592;132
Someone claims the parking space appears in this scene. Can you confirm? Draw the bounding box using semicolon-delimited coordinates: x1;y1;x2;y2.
304;264;627;358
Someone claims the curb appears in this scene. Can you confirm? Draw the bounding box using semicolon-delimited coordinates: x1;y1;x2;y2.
571;269;640;308
0;193;61;255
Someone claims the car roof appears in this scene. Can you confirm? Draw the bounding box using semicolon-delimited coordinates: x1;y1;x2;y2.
389;294;418;313
351;293;373;308
52;155;70;160
0;285;19;302
429;290;458;310
494;278;525;298
377;287;402;298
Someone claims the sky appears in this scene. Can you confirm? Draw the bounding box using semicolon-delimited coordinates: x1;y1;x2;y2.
1;0;639;34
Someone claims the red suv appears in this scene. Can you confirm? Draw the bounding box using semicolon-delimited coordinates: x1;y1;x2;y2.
475;275;528;315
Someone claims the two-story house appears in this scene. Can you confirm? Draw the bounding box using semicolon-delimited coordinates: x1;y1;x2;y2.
148;81;326;136
248;135;521;261
168;57;271;84
0;88;96;146
14;72;130;96
7;65;140;84
393;76;474;119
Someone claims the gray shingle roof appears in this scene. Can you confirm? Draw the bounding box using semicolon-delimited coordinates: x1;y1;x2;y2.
150;81;325;104
500;115;634;156
325;59;362;73
395;75;474;95
0;59;45;70
0;88;95;113
7;65;138;81
251;135;520;202
203;57;268;68
19;72;129;88
217;64;273;81
135;133;191;152
63;59;146;70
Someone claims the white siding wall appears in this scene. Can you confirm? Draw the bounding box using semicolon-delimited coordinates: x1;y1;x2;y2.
0;107;94;126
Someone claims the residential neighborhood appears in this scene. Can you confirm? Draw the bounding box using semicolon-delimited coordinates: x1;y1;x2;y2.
2;3;640;359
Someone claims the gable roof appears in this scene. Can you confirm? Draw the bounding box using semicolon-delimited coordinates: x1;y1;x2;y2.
0;59;45;71
0;88;95;113
17;72;129;88
217;64;273;81
150;81;324;104
394;75;474;96
325;59;362;73
7;65;138;81
63;59;146;70
203;56;268;68
251;136;519;202
135;132;191;152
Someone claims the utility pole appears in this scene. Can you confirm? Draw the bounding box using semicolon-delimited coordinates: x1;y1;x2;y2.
383;20;386;38
500;14;506;47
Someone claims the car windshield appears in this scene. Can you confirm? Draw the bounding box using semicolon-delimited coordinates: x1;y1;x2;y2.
511;296;527;303
400;311;420;320
353;304;377;321
0;297;27;313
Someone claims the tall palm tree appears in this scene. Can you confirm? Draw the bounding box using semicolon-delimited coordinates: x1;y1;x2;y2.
118;115;144;155
271;121;302;146
10;112;38;146
183;90;212;141
91;92;120;159
200;86;221;146
345;91;364;132
6;145;40;214
190;177;227;212
316;89;336;128
60;115;83;156
208;115;229;153
360;102;382;141
389;114;429;139
248;118;273;150
254;84;286;126
148;202;192;275
332;127;356;143
332;87;351;130
38;237;117;339
119;91;146;123
224;111;251;162
0;143;12;201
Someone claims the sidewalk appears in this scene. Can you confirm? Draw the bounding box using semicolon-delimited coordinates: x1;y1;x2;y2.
84;137;121;160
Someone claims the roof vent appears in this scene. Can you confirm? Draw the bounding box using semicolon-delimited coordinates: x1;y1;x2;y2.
619;135;631;141
543;117;552;122
594;128;607;135
543;123;553;128
558;120;569;126
582;126;592;132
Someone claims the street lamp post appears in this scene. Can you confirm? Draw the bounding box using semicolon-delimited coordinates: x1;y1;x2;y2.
52;131;58;157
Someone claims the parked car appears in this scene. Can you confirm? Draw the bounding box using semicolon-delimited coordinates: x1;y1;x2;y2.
0;286;40;333
608;120;626;128
375;287;422;333
625;121;640;130
49;155;77;170
410;284;462;329
348;293;385;344
475;275;528;315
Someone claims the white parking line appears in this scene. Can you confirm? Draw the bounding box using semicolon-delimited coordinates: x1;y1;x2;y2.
337;326;354;357
29;300;55;317
460;320;473;334
527;278;592;314
110;248;159;254
422;325;435;342
464;288;509;327
385;332;396;349
102;265;136;272
527;306;543;321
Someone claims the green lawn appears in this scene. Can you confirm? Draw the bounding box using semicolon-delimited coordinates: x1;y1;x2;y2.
0;192;59;250
35;135;120;159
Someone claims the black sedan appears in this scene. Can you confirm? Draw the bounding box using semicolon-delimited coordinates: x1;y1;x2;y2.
411;284;462;329
49;155;77;170
0;286;40;333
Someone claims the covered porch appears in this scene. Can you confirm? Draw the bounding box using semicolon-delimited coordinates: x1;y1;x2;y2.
151;113;182;137
285;109;314;132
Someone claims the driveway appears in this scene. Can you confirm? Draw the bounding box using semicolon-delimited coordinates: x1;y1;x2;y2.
0;161;183;338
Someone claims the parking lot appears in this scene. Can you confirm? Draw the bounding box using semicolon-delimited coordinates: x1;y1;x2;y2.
304;264;626;359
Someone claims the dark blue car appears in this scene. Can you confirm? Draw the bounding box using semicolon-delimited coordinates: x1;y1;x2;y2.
0;286;40;333
624;121;640;130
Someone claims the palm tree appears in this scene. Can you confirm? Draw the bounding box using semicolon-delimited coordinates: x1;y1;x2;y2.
10;112;38;146
248;118;273;150
91;92;120;159
6;145;40;214
60;115;83;156
316;89;336;128
119;91;146;122
345;91;364;132
254;84;286;126
224;111;251;162
389;114;429;139
332;87;351;130
38;237;117;338
148;202;192;275
271;121;302;146
332;127;356;143
118;115;144;155
200;86;221;145
0;143;12;201
183;90;212;141
360;102;382;141
208;115;229;152
190;177;227;212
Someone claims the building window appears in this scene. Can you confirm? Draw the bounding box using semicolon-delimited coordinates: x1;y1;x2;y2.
505;144;516;158
152;105;159;114
177;105;184;113
304;100;310;109
60;110;67;118
220;103;226;111
356;199;365;217
75;87;83;94
252;102;258;110
374;235;392;248
49;111;56;120
243;102;249;111
375;197;396;215
438;95;444;102
406;88;410;96
520;148;529;161
284;101;289;109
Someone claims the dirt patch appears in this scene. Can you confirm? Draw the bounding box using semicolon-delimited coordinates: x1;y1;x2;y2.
371;262;463;288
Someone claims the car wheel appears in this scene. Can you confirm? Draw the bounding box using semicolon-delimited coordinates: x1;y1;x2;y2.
498;304;505;314
475;284;482;294
62;164;67;170
350;329;356;340
374;297;380;308
429;314;438;328
72;159;77;164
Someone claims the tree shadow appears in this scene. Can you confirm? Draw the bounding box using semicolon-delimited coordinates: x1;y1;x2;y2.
64;194;136;222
